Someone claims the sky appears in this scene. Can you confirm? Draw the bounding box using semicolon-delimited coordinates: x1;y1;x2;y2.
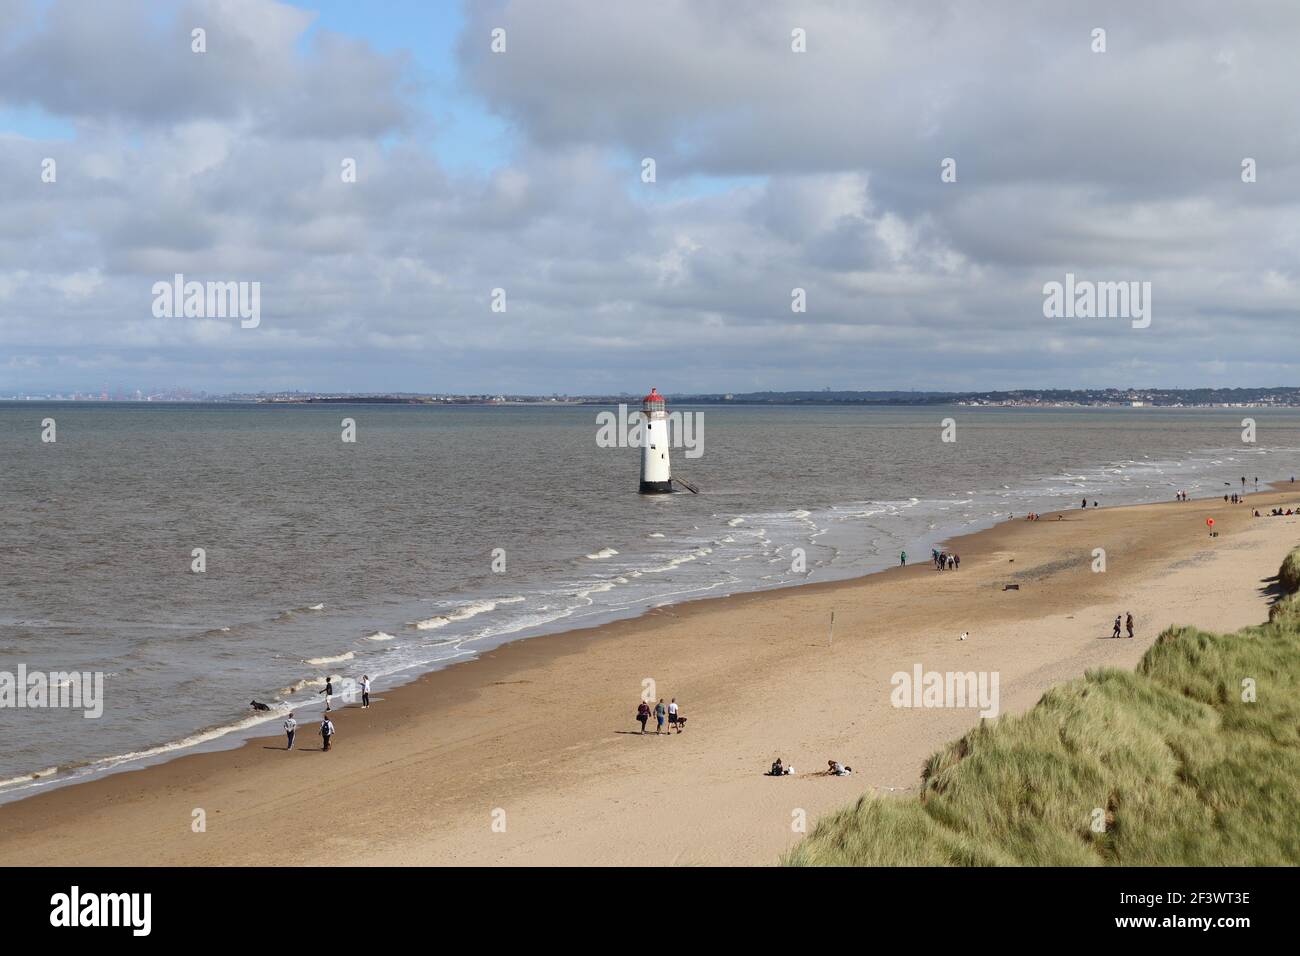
1;0;1298;395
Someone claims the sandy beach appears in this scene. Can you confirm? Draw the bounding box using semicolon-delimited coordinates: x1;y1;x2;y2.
2;488;1298;867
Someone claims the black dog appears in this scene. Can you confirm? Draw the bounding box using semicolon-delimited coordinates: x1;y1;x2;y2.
249;700;272;712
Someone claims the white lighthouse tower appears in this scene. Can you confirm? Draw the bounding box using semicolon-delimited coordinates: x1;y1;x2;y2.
639;387;673;494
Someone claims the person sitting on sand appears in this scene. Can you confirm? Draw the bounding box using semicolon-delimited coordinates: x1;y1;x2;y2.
826;760;852;776
769;758;793;776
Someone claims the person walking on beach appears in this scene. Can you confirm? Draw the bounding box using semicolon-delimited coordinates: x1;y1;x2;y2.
360;674;371;709
1126;613;1134;639
284;712;297;751
953;553;960;570
668;697;679;731
636;699;651;734
321;676;334;711
655;698;667;735
320;715;336;751
1112;615;1122;639
900;550;906;567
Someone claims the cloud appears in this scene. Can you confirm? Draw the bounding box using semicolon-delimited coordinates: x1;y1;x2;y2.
1;0;1299;392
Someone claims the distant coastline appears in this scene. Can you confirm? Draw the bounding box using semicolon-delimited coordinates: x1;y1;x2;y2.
8;386;1300;408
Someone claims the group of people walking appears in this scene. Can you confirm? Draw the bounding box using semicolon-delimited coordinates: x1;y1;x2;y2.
931;548;959;571
281;673;374;752
636;696;685;734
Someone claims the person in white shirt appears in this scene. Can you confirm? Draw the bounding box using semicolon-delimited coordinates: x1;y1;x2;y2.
668;698;679;732
360;675;371;709
284;713;297;751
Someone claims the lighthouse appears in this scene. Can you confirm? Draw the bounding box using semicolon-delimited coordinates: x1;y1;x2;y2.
639;387;673;494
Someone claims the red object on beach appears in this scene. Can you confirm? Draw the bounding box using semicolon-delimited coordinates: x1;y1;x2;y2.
1206;518;1215;527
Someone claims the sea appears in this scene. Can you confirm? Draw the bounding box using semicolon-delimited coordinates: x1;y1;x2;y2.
3;401;1300;802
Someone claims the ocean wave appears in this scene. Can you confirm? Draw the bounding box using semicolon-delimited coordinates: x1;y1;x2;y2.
586;547;619;560
365;631;396;641
306;651;355;665
641;552;701;574
281;677;326;694
412;596;527;630
0;767;59;789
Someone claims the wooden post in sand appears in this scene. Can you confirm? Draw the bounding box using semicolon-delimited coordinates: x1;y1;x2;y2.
829;610;835;648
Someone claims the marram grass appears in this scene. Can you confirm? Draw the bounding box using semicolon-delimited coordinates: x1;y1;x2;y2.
783;548;1300;866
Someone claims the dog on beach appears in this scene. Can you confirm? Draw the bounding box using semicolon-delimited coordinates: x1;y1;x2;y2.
249;700;272;712
959;631;969;641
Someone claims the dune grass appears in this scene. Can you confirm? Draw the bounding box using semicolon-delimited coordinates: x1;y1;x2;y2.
783;548;1300;866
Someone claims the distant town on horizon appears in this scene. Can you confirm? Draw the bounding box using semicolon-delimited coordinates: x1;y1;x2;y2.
9;386;1300;408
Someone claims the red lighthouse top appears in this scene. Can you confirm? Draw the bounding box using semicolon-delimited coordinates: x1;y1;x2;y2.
642;387;665;412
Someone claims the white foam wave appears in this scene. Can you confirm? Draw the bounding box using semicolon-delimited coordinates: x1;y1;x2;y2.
307;651;354;665
281;677;326;694
412;596;526;630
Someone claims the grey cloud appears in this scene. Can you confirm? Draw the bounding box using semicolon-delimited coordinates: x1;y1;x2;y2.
2;0;1299;394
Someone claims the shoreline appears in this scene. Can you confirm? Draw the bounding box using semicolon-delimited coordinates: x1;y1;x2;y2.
2;486;1298;865
0;477;1270;807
